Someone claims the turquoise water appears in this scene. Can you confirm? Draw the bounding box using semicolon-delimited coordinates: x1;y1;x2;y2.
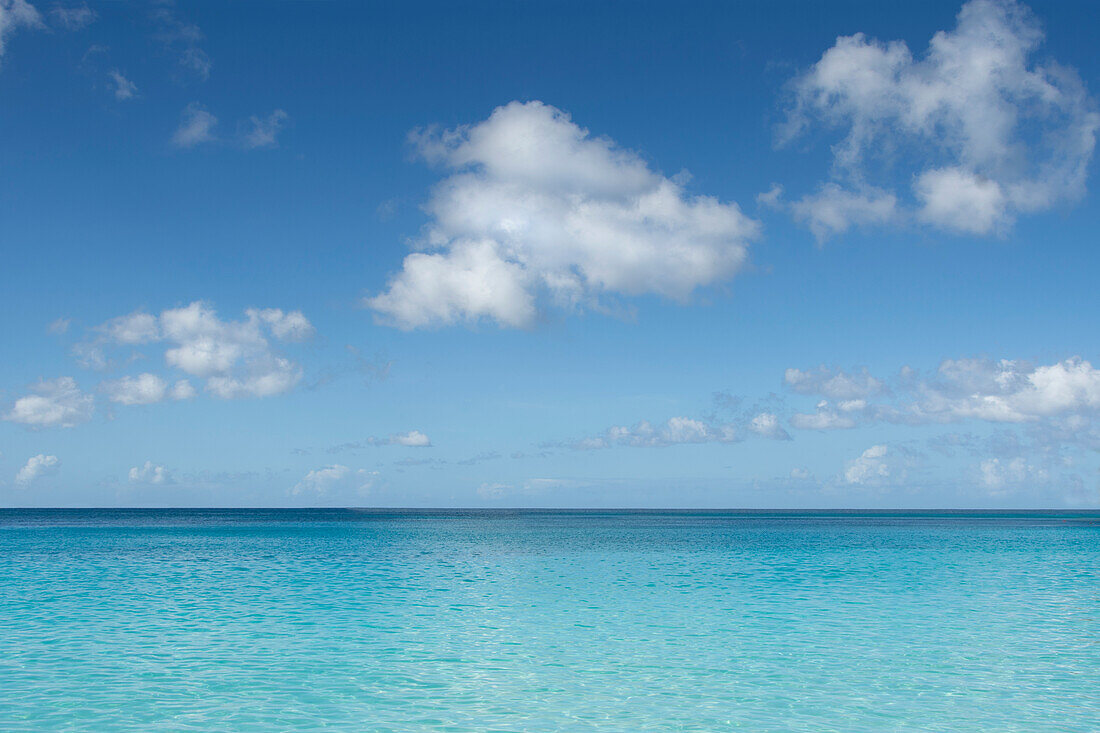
2;510;1099;731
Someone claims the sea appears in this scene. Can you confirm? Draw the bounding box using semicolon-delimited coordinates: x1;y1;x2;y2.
2;509;1099;731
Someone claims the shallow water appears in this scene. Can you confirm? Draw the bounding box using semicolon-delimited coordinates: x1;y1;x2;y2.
2;510;1099;731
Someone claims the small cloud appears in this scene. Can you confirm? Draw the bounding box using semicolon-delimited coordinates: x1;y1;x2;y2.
128;461;171;485
4;377;93;428
15;454;60;486
790;467;812;480
242;109;288;149
101;373;167;405
50;3;95;31
172;102;217;147
47;317;70;334
391;430;431;447
108;69;137;100
477;482;510;499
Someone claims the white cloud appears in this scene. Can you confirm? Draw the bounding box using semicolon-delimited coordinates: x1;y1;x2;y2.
102;373;167;405
477;482;510;499
749;412;791;440
909;357;1100;423
4;377;93;428
151;4;210;81
790;402;858;430
84;301;312;401
790;184;897;241
787;356;1100;430
15;454;59;485
108;69;137;101
978;456;1046;495
172;103;217;147
129;461;170;485
0;0;41;62
843;445;891;485
49;3;94;31
169;380;196;400
243;109;288;149
790;467;812;480
368;100;760;328
47;317;70;334
780;0;1099;238
291;465;377;496
391;430;431;447
574;416;739;449
785;366;884;400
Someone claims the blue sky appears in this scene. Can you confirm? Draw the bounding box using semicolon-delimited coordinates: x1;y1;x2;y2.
2;0;1099;507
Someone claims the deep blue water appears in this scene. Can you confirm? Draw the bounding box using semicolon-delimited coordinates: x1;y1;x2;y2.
2;510;1099;731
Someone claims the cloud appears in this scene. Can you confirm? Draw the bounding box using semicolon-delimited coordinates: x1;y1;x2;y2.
790;467;813;480
4;377;93;428
102;373;167;405
291;465;377;496
843;445;891;485
15;454;59;486
50;3;94;31
789;184;897;241
978;456;1046;495
84;301;312;400
787;357;1100;430
477;482;510;499
329;430;433;452
172;103;217;147
108;69;137;101
368;100;760;329
749;412;791;440
0;0;42;62
780;0;1099;238
572;416;739;449
390;430;431;447
128;461;170;485
785;366;884;400
151;3;210;81
242;109;288;149
47;317;70;334
790;402;859;430
100;373;195;406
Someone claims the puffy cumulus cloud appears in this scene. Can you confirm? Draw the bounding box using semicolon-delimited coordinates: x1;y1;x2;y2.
101;373;166;405
108;69;137;101
128;461;170;485
15;454;59;486
790;184;898;241
843;445;891;485
573;417;740;450
787;356;1100;431
4;377;93;428
172;103;217;147
100;373;195;406
749;412;791;440
785;366;884;400
908;357;1100;423
368;100;760;329
390;430;431;447
978;456;1047;495
242;109;288;149
0;0;41;62
790;401;859;430
291;465;377;496
84;301;313;401
780;0;1099;239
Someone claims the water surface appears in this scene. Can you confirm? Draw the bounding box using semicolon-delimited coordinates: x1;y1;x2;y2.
2;510;1099;731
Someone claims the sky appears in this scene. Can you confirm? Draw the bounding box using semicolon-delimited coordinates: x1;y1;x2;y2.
2;0;1099;508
